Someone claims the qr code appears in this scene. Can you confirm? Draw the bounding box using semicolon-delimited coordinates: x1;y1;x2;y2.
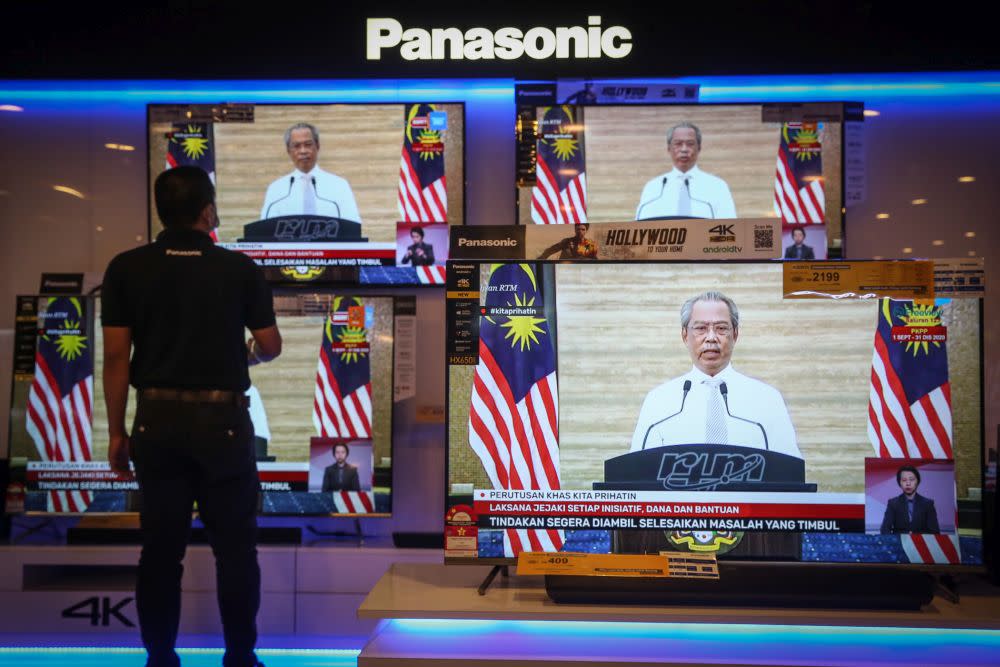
754;227;774;250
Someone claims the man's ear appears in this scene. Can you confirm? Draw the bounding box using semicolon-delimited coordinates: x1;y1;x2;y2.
199;202;217;228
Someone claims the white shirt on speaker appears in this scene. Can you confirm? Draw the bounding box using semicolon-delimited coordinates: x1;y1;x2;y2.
260;165;361;222
635;165;737;220
629;363;800;458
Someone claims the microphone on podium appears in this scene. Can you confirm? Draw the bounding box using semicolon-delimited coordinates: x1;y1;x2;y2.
641;379;692;450
636;175;669;220
719;381;769;450
264;175;295;219
312;176;342;219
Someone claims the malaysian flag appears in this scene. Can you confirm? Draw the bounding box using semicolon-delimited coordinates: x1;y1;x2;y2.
165;122;218;240
532;106;587;225
416;265;447;285
774;122;825;224
333;491;375;514
25;297;94;513
867;298;960;564
468;264;563;556
312;297;372;438
398;104;447;222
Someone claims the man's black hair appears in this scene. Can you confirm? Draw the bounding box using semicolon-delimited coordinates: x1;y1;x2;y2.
154;166;215;229
410;226;425;239
333;442;350;457
896;465;921;486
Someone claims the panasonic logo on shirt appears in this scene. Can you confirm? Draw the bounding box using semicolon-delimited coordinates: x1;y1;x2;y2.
165;249;203;256
366;16;633;61
457;238;519;247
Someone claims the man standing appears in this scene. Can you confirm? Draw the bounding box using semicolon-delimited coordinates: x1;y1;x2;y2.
629;291;799;457
783;226;816;259
103;166;282;667
537;223;598;260
880;465;940;534
321;442;361;492
400;226;435;266
635;122;737;220
260;122;362;222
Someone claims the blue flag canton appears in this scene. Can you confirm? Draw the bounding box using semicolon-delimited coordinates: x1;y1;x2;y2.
537;105;584;191
37;297;92;395
323;298;371;395
404;103;445;186
167;123;215;170
781;122;823;179
878;300;949;404
480;264;556;402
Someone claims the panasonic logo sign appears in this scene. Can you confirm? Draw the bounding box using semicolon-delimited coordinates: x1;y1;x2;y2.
367;16;632;61
458;238;519;247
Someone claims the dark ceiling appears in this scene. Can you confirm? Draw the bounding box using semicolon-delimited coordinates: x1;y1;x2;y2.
2;3;995;79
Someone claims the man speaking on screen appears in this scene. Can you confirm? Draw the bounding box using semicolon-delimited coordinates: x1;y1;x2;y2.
260;122;362;222
629;291;800;457
635;122;737;220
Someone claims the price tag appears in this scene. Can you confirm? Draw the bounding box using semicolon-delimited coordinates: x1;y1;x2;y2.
516;551;718;579
783;261;934;300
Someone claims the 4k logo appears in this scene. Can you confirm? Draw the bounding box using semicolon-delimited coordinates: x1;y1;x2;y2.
708;224;736;243
657;451;765;491
61;596;135;627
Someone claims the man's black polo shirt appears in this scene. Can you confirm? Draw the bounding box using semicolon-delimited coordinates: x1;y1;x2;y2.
100;227;275;391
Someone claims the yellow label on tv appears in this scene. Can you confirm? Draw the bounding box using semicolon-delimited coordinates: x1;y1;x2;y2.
783;261;934;300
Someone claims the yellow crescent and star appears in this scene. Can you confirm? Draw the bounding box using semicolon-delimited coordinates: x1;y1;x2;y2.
172;124;209;160
484;264;548;352
885;300;945;357
541;106;579;162
44;297;87;361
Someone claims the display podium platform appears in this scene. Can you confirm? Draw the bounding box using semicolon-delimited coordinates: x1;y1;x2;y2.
0;542;441;640
356;563;1000;666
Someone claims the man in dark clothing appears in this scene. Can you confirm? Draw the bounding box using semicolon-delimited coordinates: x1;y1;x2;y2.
783;226;816;260
880;465;940;534
400;226;435;266
102;166;282;667
321;442;361;492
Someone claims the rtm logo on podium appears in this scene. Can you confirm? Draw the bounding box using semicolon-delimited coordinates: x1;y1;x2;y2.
657;452;766;492
62;596;135;627
367;16;632;61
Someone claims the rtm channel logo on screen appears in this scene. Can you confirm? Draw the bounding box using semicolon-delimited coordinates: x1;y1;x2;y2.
366;16;632;61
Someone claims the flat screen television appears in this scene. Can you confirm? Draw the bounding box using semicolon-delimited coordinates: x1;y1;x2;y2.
147;102;464;285
517;102;853;259
444;260;985;572
7;292;400;517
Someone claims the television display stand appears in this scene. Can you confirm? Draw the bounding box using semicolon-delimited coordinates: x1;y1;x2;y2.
544;561;937;610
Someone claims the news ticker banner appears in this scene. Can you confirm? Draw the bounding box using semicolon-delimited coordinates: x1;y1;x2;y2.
449;219;782;263
473;489;865;533
517;551;719;579
25;462;310;493
220;242;396;268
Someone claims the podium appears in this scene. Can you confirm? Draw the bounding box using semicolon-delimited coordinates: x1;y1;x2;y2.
595;444;815;558
240;214;366;242
595;444;816;493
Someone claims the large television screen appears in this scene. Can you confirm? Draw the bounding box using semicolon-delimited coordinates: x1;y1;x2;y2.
445;261;984;567
8;292;399;516
147;103;464;284
518;103;848;259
